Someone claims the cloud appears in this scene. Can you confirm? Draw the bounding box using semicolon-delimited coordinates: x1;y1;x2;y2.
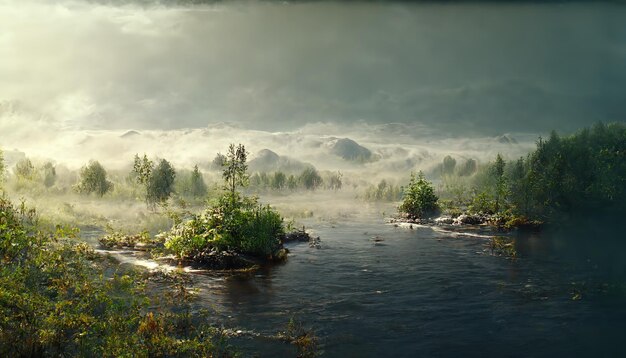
0;0;624;136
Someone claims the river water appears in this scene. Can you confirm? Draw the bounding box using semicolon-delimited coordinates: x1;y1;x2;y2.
87;208;626;357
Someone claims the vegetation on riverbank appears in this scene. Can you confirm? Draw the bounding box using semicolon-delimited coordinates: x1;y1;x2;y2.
398;122;626;230
0;195;236;357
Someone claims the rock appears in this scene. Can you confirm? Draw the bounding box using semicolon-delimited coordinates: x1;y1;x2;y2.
134;242;155;251
434;216;454;225
309;236;322;249
273;248;289;261
190;249;256;270
454;214;485;225
282;230;313;243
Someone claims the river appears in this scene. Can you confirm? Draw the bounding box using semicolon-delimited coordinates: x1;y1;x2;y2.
86;208;626;357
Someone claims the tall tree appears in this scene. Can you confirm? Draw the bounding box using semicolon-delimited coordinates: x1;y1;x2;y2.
147;159;176;205
442;155;457;176
76;160;113;197
133;154;153;186
272;171;286;190
222;144;248;198
299;167;322;190
42;162;56;188
189;165;208;198
490;154;507;213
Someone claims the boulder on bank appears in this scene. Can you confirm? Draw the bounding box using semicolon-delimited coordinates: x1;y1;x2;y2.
187;248;258;270
454;214;486;225
282;229;321;249
434;216;455;225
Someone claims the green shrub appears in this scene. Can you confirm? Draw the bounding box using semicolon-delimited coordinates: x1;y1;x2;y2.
0;196;235;357
399;171;439;218
76;160;113;197
164;193;284;258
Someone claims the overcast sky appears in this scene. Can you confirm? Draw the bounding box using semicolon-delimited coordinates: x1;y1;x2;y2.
1;0;624;136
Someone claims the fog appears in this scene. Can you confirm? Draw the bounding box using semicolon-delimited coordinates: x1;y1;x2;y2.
1;0;625;193
1;0;624;138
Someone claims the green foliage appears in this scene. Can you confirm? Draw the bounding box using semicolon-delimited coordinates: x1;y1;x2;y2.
132;154;177;205
399;171;439;218
490;154;507;213
298;167;322;190
464;122;626;221
457;158;477;176
488;236;517;258
189;165;207;197
99;231;151;249
132;153;153;186
76;160;113;197
440;175;468;208
176;165;207;199
165;193;284;259
468;190;495;214
519;123;626;218
222;143;248;198
0;148;5;185
442;155;456;176
147;159;176;205
14;158;35;180
210;153;226;170
42;162;56;188
0;196;234;357
249;168;338;193
164;144;286;259
283;316;319;358
221;195;284;256
325;171;343;191
287;174;298;190
272;171;287;190
363;179;403;202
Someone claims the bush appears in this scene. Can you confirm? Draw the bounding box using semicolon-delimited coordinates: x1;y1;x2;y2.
76;160;113;197
165;193;284;258
164;144;286;260
0;196;234;357
298;167;322;190
399;171;439;218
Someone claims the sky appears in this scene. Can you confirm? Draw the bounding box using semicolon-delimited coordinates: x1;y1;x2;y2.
1;0;624;136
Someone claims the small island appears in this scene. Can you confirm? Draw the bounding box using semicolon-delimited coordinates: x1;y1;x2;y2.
98;143;317;270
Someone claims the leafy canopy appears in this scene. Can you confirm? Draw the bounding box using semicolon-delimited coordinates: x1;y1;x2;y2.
76;160;113;197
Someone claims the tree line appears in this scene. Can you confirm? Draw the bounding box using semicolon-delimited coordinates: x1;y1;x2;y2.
403;122;626;223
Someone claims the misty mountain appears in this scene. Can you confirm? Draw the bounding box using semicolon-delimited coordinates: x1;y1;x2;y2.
120;130;141;138
326;138;373;162
248;149;312;174
495;135;518;145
